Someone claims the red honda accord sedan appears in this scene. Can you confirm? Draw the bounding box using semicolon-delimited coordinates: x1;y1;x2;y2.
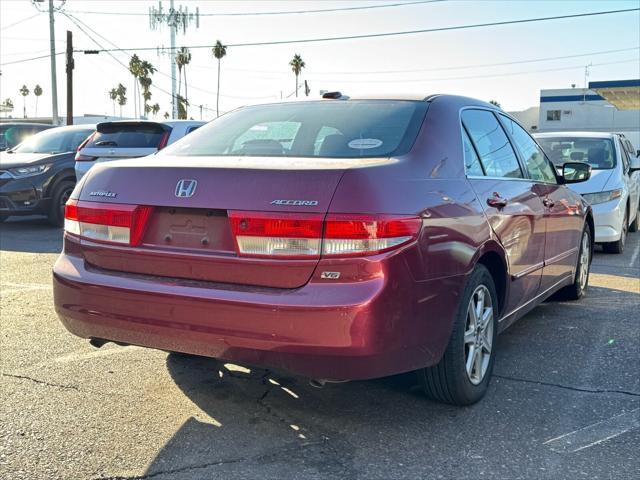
53;94;594;405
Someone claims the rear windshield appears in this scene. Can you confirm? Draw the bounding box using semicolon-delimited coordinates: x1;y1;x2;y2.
12;128;94;154
536;137;616;170
161;100;428;158
88;124;168;149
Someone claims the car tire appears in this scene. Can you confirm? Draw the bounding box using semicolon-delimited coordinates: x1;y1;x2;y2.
557;223;592;300
629;203;639;233
417;264;498;406
603;208;628;254
47;180;75;227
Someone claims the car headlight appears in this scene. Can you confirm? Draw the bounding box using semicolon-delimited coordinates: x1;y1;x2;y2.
8;164;52;178
582;189;623;205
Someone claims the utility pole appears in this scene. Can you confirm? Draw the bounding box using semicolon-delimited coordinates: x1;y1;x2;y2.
48;0;59;124
65;30;73;125
149;1;199;120
169;0;177;119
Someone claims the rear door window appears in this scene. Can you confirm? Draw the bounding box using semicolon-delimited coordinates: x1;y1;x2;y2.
462;109;523;179
500;115;557;183
462;128;484;176
88;124;169;149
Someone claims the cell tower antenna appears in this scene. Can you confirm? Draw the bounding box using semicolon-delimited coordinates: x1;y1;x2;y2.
149;0;199;119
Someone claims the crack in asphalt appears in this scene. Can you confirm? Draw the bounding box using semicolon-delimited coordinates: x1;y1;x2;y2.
494;374;640;398
91;441;325;480
1;372;80;391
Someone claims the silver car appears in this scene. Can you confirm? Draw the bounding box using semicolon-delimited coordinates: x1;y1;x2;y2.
75;120;205;180
535;131;640;253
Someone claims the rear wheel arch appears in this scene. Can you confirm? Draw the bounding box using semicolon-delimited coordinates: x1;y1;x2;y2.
585;209;595;247
475;248;507;318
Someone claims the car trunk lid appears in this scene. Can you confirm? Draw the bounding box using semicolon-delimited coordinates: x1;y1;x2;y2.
75;155;348;288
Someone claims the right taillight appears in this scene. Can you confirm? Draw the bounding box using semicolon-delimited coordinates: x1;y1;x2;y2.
228;211;421;259
323;214;422;257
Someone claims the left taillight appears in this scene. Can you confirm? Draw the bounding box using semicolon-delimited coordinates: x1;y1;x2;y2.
64;199;154;246
157;131;170;150
74;132;97;162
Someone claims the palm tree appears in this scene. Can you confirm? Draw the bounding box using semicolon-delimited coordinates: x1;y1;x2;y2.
128;55;142;118
108;87;118;116
289;54;306;98
489;100;501;108
1;98;14;118
138;60;156;117
175;47;191;117
163;111;170;120
176;94;188;120
19;85;29;118
151;103;160;117
116;83;127;118
212;40;227;117
33;84;43;117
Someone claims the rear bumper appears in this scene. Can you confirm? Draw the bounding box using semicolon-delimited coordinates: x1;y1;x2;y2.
53;251;465;380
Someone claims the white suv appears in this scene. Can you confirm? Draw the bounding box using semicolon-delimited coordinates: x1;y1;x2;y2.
535;131;640;253
75;120;205;180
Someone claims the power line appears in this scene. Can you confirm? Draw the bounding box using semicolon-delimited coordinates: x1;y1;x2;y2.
64;13;277;101
64;1;442;17
305;58;640;84
0;13;41;31
75;7;639;52
0;52;65;67
190;46;640;76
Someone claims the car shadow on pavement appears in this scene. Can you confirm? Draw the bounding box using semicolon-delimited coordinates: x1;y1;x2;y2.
0;217;62;253
141;354;456;478
141;279;639;478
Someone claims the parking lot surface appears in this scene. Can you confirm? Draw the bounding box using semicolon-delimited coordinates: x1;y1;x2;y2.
1;217;639;480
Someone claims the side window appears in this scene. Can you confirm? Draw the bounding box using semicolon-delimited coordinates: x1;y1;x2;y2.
462;128;484;176
546;110;561;121
500;115;557;184
619;139;630;173
230;121;301;154
186;126;201;134
313;126;342;155
462;109;523;178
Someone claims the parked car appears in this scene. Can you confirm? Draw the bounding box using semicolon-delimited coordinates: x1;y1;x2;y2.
534;132;640;253
54;94;594;405
0;124;94;225
0;122;53;151
75;120;205;180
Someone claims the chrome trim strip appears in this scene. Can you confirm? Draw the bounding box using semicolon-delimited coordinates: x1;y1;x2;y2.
511;262;545;280
545;247;579;266
499;273;573;323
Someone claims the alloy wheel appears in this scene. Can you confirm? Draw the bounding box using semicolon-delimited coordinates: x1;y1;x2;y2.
578;230;590;291
464;285;494;385
59;188;72;221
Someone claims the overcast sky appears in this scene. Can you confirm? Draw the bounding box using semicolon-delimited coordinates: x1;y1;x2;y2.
1;0;639;120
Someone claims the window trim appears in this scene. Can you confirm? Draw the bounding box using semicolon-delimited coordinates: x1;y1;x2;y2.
459;106;525;181
497;113;559;185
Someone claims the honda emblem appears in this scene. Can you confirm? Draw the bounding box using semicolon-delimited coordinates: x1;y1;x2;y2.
175;179;197;198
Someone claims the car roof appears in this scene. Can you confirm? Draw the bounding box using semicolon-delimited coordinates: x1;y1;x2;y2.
162;120;206;127
533;131;616;139
249;93;496;110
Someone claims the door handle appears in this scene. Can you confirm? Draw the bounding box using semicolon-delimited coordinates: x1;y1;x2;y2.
487;193;508;209
543;197;555;208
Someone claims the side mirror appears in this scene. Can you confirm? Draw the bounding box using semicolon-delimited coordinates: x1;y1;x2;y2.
561;162;592;184
630;156;640;174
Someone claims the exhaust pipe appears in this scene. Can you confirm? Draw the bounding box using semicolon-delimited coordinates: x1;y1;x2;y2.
89;338;108;348
309;378;349;388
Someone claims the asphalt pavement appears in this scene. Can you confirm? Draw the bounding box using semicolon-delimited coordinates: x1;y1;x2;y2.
1;216;639;480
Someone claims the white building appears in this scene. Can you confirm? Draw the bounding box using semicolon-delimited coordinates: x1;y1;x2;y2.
536;79;640;149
